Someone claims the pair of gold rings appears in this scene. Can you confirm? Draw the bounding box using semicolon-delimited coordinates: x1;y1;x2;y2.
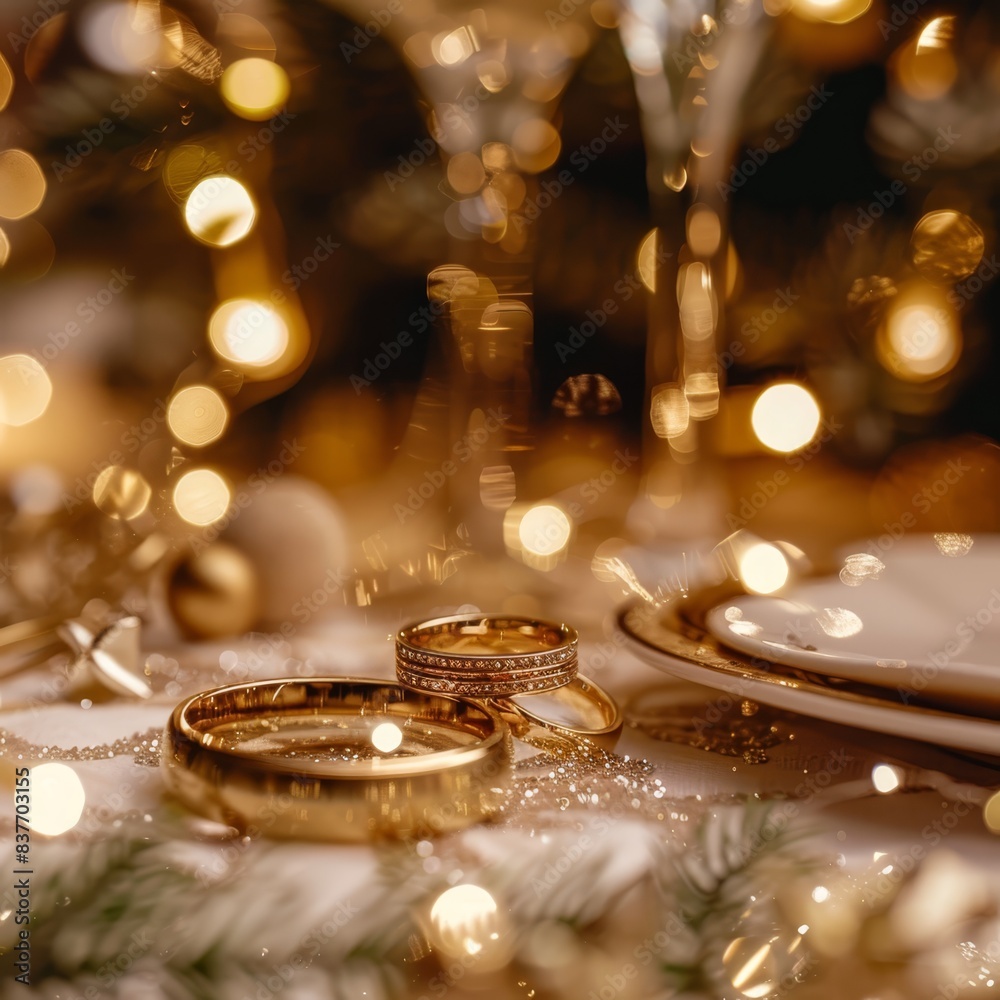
395;613;621;750
161;615;622;843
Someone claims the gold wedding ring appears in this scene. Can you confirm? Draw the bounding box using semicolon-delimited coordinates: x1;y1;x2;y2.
396;614;578;696
161;678;512;842
495;674;624;752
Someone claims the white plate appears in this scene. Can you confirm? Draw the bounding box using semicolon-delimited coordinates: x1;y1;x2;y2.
619;598;1000;757
704;534;1000;711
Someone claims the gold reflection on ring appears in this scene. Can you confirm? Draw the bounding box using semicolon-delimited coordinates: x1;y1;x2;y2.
167;385;230;446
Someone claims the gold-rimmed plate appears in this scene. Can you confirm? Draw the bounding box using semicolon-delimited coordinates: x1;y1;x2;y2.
619;595;1000;757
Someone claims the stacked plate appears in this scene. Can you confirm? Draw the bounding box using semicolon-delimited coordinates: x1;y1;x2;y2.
620;534;1000;756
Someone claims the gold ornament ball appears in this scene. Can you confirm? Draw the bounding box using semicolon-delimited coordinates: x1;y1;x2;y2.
168;542;260;639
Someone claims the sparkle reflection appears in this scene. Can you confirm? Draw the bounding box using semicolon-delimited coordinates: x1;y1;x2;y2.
815;607;863;638
370;721;403;754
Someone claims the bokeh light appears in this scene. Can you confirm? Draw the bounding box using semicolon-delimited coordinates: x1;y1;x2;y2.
79;1;161;73
167;385;230;446
220;57;290;121
209;299;290;369
0;53;13;112
184;176;256;247
173;469;231;526
686;204;721;258
894;16;957;100
428;884;507;967
432;26;476;66
985;790;1000;834
447;152;486;195
30;763;86;836
92;466;152;520
650;382;689;439
0;355;52;426
739;542;790;594
512;119;561;174
910;210;985;283
751;383;821;453
518;504;571;558
0;151;47;220
504;502;572;571
637;228;660;293
791;0;872;24
878;296;960;382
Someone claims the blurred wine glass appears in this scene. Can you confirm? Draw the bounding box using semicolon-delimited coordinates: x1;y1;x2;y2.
322;0;605;580
618;0;770;482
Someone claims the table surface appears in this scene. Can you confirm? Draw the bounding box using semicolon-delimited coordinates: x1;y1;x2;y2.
1;569;998;1000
